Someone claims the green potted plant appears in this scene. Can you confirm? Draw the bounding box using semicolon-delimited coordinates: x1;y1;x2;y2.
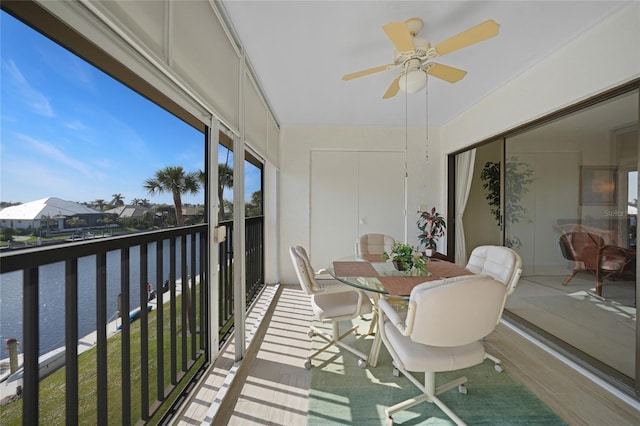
382;242;429;275
417;207;446;254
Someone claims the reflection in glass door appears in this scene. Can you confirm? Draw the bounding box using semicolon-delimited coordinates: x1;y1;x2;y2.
628;171;637;249
454;88;639;398
503;91;638;395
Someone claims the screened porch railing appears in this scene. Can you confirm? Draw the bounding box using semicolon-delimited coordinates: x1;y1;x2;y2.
0;216;265;424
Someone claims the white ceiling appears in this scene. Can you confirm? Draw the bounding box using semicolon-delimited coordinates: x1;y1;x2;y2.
220;1;630;128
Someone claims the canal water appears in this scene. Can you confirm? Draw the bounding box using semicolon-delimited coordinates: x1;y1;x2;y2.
0;240;198;359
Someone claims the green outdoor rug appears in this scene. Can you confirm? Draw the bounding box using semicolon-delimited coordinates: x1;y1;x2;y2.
307;318;567;426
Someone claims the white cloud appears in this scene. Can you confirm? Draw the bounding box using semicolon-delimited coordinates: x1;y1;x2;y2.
4;59;54;117
63;120;89;132
15;133;95;178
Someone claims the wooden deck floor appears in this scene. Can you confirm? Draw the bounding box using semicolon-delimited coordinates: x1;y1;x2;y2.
174;284;640;425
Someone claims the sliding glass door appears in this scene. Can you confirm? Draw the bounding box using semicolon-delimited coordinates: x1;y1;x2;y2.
454;85;639;398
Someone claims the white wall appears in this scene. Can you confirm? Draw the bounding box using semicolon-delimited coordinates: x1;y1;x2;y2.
263;161;279;284
279;126;442;284
442;2;640;153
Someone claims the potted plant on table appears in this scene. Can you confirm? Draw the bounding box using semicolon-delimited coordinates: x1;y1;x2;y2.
382;242;429;275
417;207;446;255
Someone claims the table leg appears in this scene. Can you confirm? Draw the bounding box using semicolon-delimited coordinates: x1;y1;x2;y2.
367;293;378;335
367;294;384;367
368;295;409;367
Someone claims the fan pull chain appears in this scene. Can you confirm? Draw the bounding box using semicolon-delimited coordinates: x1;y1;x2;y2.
405;70;409;176
425;83;429;162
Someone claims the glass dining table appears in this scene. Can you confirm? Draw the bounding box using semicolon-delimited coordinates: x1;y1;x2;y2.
327;253;473;366
328;254;472;297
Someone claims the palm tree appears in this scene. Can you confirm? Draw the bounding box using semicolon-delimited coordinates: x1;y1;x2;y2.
66;216;82;229
66;216;86;238
40;214;52;236
222;199;234;221
143;166;201;227
111;194;125;206
145;167;200;332
93;199;106;211
246;190;262;218
218;163;233;222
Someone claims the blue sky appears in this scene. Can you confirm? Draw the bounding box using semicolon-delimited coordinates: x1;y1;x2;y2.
1;11;259;207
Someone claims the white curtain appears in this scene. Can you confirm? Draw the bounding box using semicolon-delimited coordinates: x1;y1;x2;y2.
455;149;476;265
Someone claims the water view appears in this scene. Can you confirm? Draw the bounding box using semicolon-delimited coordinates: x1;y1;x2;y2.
0;240;198;359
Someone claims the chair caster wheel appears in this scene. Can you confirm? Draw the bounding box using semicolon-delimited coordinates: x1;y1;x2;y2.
458;384;467;394
307;330;314;338
357;359;367;368
304;359;312;370
494;364;504;373
392;368;400;377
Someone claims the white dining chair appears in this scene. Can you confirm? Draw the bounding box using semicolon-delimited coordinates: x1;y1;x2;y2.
465;245;522;371
357;233;396;256
289;246;372;369
378;275;508;425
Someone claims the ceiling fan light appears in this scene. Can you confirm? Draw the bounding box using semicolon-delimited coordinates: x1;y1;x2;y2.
399;70;426;93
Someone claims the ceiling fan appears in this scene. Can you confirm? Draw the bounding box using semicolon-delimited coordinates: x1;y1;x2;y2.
342;18;500;99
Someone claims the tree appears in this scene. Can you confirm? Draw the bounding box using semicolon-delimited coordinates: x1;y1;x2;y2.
222;199;234;221
40;214;52;235
218;163;233;222
66;216;87;237
1;227;16;242
93;199;106;211
246;190;262;218
142;211;153;229
143;166;201;227
154;204;175;227
97;216;113;235
111;194;125;206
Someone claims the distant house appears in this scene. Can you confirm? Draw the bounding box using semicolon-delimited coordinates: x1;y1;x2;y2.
0;197;102;231
105;205;153;220
182;206;204;217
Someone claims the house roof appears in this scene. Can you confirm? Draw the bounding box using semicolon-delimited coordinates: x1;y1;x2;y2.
105;205;153;218
0;197;100;221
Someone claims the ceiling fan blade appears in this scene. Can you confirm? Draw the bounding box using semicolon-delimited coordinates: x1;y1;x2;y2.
434;19;500;56
426;63;467;83
342;64;397;81
382;75;401;99
382;21;415;52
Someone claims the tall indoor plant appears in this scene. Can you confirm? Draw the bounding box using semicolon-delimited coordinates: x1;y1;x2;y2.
480;158;534;248
417;207;446;252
